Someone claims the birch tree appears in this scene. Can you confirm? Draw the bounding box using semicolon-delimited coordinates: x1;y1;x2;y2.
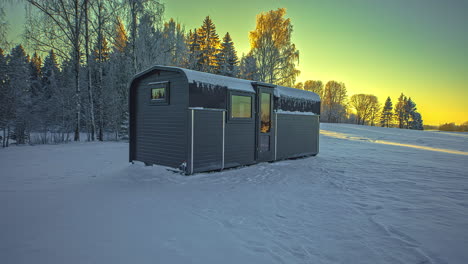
249;8;299;86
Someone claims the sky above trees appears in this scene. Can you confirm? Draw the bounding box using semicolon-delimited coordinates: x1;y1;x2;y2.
3;0;467;125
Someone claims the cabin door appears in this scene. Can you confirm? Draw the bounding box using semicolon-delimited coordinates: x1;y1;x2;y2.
256;87;274;162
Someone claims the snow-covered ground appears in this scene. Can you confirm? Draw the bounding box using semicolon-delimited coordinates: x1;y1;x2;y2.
1;123;467;264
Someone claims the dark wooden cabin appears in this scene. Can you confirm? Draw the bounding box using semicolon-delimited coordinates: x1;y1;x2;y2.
129;66;321;174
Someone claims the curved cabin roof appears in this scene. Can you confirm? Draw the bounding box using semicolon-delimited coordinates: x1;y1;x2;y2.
131;65;255;93
130;65;321;103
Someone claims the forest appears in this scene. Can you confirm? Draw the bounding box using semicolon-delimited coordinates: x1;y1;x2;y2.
0;1;425;148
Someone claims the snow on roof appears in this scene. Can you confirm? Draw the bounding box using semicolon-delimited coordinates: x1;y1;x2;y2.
275;110;318;116
275;85;321;102
133;66;320;100
161;66;255;93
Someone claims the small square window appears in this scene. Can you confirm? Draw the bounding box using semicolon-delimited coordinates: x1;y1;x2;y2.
151;87;166;100
148;82;169;105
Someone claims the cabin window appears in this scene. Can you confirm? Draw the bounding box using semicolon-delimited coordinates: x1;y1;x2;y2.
231;95;252;119
260;92;271;133
148;81;169;105
151;87;165;100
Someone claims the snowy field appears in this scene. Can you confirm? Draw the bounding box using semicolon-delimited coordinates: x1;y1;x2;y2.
1;123;467;264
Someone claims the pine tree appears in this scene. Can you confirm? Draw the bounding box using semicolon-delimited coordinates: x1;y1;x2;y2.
216;32;238;77
380;96;393;127
406;98;423;130
39;50;61;142
0;48;12;147
395;93;407;128
187;29;202;70
197;16;221;73
29;52;43;137
7;45;31;144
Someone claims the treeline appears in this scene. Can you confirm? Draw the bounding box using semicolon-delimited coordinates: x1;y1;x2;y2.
437;122;468;132
293;80;424;130
0;1;299;147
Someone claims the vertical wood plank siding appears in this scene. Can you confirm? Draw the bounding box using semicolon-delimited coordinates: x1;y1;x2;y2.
192;110;224;172
276;114;319;159
134;71;188;168
224;122;256;168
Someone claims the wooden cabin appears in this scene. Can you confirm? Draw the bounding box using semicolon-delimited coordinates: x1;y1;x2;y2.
129;66;321;174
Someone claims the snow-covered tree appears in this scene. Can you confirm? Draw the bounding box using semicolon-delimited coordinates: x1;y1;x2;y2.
7;45;31;144
161;18;188;67
0;7;10;49
126;0;164;73
29;52;43;135
35;50;60;142
239;53;259;81
187;28;202;70
216;32;238;77
0;47;13;147
26;0;87;141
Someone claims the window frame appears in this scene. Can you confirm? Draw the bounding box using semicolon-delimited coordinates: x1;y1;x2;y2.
227;91;254;123
148;81;170;106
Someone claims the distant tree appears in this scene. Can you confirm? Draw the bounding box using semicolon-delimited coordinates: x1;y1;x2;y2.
303;80;323;99
36;50;61;143
368;98;380;126
29;52;42;134
249;8;300;86
216;32;239;77
380;96;393;127
7;45;31;144
294;82;304;89
0;7;10;48
404;97;416;128
406;98;423;130
197;16;221;73
322;81;347;123
0;47;13;147
239;53;259;81
395;93;407;128
439;123;457;131
350;94;379;125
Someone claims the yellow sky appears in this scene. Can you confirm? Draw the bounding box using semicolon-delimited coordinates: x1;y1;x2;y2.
4;0;467;125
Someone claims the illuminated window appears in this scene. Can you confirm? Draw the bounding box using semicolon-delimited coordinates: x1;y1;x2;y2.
148;82;169;105
260;93;271;133
151;87;165;100
231;95;252;118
